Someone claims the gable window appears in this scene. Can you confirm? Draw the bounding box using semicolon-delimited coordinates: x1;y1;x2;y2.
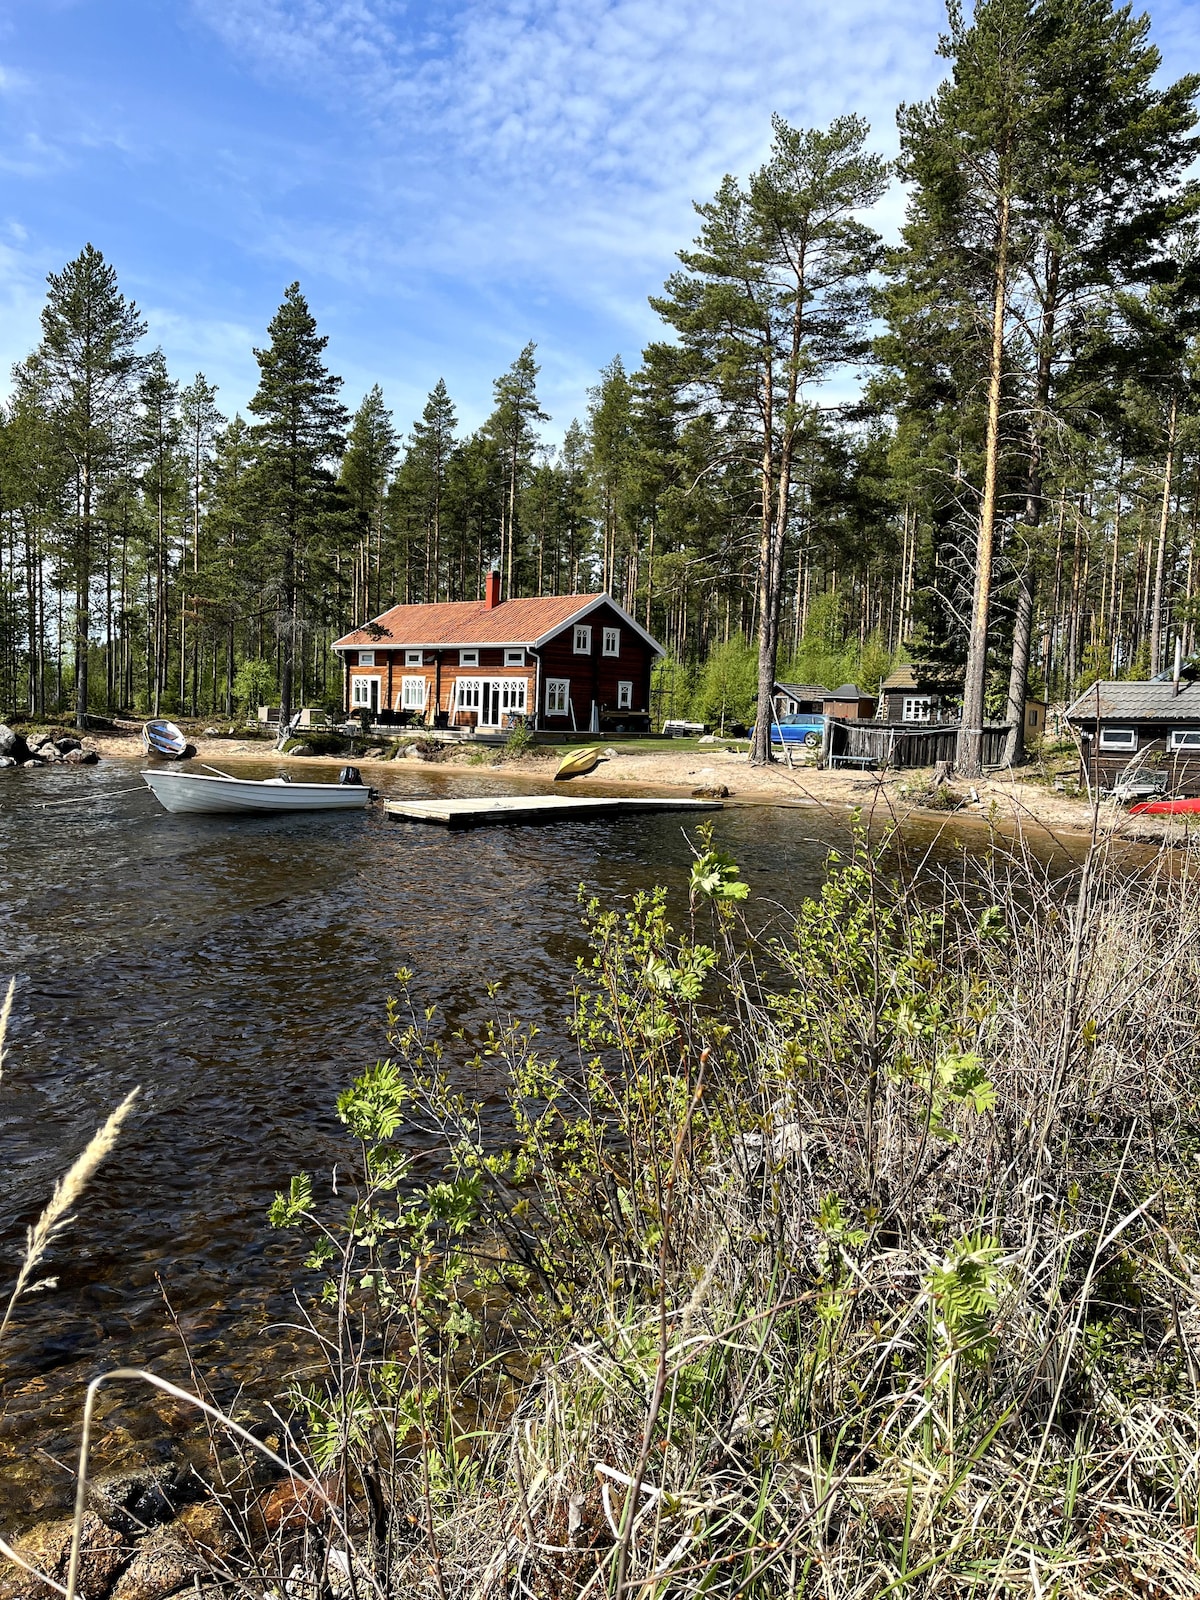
902;696;932;723
1098;727;1137;751
602;627;620;657
504;647;525;666
573;625;591;655
459;649;479;666
358;649;375;666
401;676;426;711
405;649;423;666
617;681;633;709
546;678;570;716
1168;729;1200;751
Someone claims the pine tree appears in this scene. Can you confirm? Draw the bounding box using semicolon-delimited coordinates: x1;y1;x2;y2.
486;345;548;599
179;374;224;713
31;245;145;726
651;115;887;764
248;283;348;728
341;385;397;617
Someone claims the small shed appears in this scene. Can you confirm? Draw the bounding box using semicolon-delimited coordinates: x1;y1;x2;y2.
824;683;876;721
773;681;827;715
1065;679;1200;793
879;664;962;724
1024;697;1047;746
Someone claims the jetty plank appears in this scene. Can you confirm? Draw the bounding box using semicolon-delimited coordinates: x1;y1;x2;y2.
383;795;723;828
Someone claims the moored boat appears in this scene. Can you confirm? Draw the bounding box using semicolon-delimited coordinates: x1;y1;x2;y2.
555;746;601;781
142;719;189;758
141;768;373;815
1128;795;1200;816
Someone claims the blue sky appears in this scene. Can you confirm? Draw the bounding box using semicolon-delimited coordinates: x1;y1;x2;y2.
1;0;1197;441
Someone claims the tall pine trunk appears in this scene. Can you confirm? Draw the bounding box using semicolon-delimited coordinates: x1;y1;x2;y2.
957;183;1010;779
1149;394;1178;677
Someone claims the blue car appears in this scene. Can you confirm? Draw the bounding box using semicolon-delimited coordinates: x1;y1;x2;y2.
751;713;825;748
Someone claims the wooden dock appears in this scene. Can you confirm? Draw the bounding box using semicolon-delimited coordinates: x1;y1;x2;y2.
383;795;723;829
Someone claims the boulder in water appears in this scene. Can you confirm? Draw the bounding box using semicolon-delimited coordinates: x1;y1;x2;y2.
0;756;16;770
65;746;99;764
54;735;81;753
0;723;30;762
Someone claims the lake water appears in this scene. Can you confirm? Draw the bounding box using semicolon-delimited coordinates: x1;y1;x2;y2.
0;756;1077;1522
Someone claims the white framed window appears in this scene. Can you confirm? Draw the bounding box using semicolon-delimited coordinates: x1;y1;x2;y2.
1168;729;1200;751
602;627;620;657
500;679;526;713
573;625;591;655
617;681;633;709
504;647;525;666
401;676;426;711
1099;727;1137;751
358;649;375;666
459;648;479;666
457;678;481;711
546;678;570;715
405;649;423;666
351;675;375;708
902;696;932;723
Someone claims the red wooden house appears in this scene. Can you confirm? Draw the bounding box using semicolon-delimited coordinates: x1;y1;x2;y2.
332;571;663;733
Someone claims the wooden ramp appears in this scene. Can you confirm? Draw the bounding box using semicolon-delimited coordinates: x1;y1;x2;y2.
383;795;723;829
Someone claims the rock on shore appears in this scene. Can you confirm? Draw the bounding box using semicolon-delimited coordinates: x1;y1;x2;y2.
0;725;99;769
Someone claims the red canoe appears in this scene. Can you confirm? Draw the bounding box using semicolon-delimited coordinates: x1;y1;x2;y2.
1129;796;1200;815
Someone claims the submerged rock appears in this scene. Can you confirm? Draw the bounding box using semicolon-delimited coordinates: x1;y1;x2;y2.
90;1464;192;1536
0;1511;130;1600
64;747;99;765
109;1527;204;1600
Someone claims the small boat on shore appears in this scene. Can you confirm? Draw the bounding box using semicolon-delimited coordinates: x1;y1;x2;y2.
1128;795;1200;816
555;746;601;781
141;768;373;815
142;719;189;758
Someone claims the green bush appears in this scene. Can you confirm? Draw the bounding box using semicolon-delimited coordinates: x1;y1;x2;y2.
254;826;1200;1598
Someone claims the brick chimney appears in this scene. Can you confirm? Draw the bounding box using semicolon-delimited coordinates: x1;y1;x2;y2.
484;566;501;610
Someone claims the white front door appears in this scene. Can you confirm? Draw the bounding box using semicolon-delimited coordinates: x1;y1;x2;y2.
476;677;528;727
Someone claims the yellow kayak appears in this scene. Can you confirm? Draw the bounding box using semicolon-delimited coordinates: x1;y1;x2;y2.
555;746;601;780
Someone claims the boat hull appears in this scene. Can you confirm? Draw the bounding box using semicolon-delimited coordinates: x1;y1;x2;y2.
1129;796;1200;816
143;719;189;758
555;746;601;780
141;770;373;814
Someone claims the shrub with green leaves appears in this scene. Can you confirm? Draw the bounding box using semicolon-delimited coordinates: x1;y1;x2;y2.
262;823;1200;1598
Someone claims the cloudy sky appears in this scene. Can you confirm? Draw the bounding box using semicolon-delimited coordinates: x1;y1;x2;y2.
1;0;1197;438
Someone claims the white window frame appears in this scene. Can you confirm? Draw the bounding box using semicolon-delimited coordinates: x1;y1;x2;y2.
405;649;423;667
573;625;592;655
617;680;633;710
1098;727;1138;751
401;676;427;711
358;649;375;666
902;696;932;724
545;678;570;716
457;677;481;711
1168;729;1200;751
504;647;525;666
351;675;375;708
459;648;479;666
602;627;620;657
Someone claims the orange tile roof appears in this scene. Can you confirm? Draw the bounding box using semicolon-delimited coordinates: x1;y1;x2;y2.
334;594;606;650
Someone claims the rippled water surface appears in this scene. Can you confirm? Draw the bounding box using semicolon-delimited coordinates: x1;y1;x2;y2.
0;755;1080;1521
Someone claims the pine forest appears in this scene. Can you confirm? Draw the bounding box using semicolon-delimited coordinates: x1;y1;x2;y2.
3;0;1200;774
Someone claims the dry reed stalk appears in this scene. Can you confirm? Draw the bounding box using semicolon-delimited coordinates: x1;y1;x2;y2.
0;1088;140;1343
0;977;13;1084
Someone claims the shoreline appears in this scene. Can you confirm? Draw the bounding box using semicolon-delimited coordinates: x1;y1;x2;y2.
71;726;1193;848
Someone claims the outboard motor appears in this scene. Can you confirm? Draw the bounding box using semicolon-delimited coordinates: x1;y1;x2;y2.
338;765;364;786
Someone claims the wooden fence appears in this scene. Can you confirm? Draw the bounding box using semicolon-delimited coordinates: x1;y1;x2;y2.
825;720;1012;770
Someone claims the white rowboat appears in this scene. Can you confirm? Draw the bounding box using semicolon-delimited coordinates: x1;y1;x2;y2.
141;769;373;815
